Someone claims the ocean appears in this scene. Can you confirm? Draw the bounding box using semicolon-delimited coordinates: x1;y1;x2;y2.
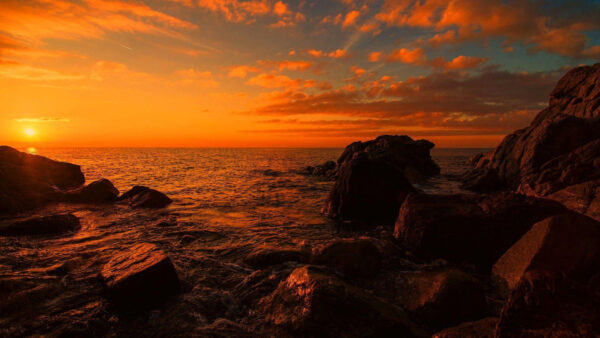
1;147;487;335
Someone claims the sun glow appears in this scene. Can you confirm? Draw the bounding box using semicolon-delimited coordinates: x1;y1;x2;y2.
24;128;35;136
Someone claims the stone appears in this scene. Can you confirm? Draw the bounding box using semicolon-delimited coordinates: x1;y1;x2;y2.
117;186;172;208
62;178;119;204
547;179;600;221
396;269;488;330
493;213;600;292
100;243;180;309
243;246;310;269
0;213;80;236
432;317;497;338
299;160;337;180
394;192;567;270
312;237;383;277
258;265;423;337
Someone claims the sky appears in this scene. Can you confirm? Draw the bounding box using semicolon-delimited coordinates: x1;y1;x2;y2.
1;0;600;148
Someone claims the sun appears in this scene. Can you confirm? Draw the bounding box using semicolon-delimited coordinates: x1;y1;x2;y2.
24;128;35;136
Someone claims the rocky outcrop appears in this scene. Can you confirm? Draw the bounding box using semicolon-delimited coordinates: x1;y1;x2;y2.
396;269;488;330
323;135;439;226
463;64;600;220
298;160;337;180
0;146;84;214
496;270;600;337
258;265;423;337
62;178;119;204
243;246;310;269
312;237;383;277
394;192;567;269
0;213;80;236
100;243;180;309
432;317;497;338
493;213;600;292
117;186;172;208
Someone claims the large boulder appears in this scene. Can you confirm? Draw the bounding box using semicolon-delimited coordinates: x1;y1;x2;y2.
0;213;80;236
496;270;600;337
462;64;600;219
323;135;439;226
493;213;600;292
395;269;487;330
547;179;600;221
258;265;423;337
312;237;383;277
0;146;84;214
100;243;180;309
116;186;172;209
62;178;119;204
394;192;567;269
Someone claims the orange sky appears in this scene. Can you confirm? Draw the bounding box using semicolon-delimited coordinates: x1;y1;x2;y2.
1;0;599;148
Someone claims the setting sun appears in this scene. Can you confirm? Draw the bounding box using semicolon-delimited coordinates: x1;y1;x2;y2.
24;128;35;137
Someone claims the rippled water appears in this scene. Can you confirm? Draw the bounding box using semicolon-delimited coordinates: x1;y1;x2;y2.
0;147;486;336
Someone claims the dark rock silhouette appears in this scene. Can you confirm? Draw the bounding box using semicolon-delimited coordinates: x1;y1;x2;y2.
396;269;488;330
0;146;84;214
62;178;119;204
312;237;383;277
496;270;600;337
463;64;600;220
100;243;180;309
258;265;423;337
0;213;80;236
323;135;438;226
394;192;567;269
493;213;600;293
117;186;172;208
432;317;497;338
298;160;337;180
243;246;310;269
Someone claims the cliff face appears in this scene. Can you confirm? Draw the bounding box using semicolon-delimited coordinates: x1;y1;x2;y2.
469;63;600;220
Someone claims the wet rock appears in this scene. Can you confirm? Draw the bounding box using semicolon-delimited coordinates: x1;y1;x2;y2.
258;265;423;337
0;146;84;214
394;192;567;270
493;213;600;293
62;178;119;204
432;317;497;338
243;246;310;269
396;269;487;330
547;179;600;221
100;243;180;309
0;213;80;236
496;270;600;337
312;237;383;277
194;318;252;337
299;160;337;180
262;169;283;177
233;269;292;307
117;186;172;208
323;135;439;226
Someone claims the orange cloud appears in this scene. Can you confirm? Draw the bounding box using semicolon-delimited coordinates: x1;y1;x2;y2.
342;10;361;28
386;48;427;64
429;55;488;70
307;49;348;58
173;69;219;88
368;51;383;62
228;65;259;78
259;60;314;71
247;73;302;88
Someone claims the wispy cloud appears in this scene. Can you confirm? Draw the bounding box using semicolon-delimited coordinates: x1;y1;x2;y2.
14;117;70;123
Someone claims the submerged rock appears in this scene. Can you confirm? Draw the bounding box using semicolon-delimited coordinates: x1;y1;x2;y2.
396;269;487;330
0;213;80;236
394;192;567;269
299;160;337;180
0;146;84;214
117;186;172;208
100;243;180;309
312;237;383;277
62;178;119;204
496;270;600;337
243;246;310;269
432;317;497;338
258;265;423;337
493;213;600;292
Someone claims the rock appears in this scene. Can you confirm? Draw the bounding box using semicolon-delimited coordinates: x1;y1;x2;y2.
323;135;439;226
117;186;172;208
496;270;600;337
394;192;567;269
312;237;383;277
396;269;487;330
0;146;84;214
493;213;600;293
100;243;180;309
258;265;423;337
62;178;119;204
0;213;80;236
466;153;484;166
243;246;310;269
547;179;600;221
299;160;337;180
461;64;600;219
460;168;505;192
432;317;497;338
233;269;292;307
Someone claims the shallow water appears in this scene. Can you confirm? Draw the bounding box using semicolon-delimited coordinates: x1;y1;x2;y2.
0;147;487;336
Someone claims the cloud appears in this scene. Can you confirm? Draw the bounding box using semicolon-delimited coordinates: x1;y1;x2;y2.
374;48;488;70
307;49;348;58
247;73;302;88
172;69;219;88
386;48;427;64
429;55;489;70
14;117;70;123
190;0;304;27
258;60;314;71
228;65;259;78
0;62;84;81
342;10;360;28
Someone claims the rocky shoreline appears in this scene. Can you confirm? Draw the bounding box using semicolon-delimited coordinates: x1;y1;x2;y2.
1;63;600;337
